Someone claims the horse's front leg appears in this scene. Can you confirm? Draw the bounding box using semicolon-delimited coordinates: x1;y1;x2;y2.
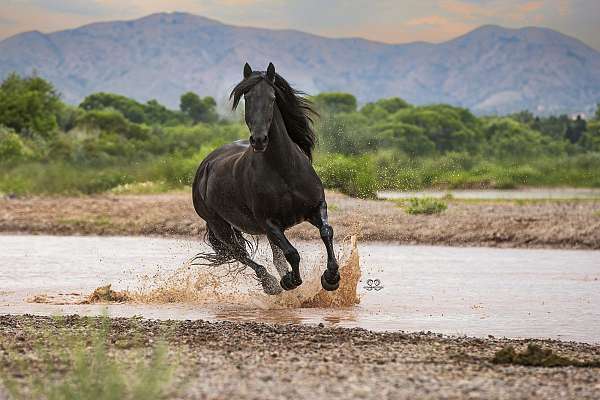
308;200;340;291
265;221;302;290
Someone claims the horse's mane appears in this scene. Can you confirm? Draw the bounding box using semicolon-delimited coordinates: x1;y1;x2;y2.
230;72;317;161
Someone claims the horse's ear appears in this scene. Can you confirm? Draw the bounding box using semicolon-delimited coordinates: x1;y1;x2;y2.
266;62;275;83
243;63;252;79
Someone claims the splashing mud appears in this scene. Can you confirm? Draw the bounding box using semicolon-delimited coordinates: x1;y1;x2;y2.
83;284;130;304
130;236;361;309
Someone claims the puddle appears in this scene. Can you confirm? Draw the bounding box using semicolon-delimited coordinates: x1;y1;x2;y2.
0;235;599;343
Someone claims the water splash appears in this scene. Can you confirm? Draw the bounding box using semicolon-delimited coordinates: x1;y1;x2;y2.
131;236;361;309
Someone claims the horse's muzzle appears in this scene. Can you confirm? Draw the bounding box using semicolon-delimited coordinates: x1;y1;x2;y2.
250;135;268;152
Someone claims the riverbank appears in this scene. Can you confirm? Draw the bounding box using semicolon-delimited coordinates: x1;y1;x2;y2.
1;315;599;400
1;192;599;249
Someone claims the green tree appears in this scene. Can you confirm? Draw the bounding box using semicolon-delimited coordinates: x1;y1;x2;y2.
0;73;61;138
581;120;600;151
79;93;147;124
483;118;557;160
565;115;587;144
392;105;482;153
76;109;149;140
373;121;435;157
180;92;217;124
366;97;410;114
312;93;357;114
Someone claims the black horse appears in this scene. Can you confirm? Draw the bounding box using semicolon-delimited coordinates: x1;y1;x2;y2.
192;62;340;295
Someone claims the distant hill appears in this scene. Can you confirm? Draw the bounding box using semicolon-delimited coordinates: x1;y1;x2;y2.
1;12;599;115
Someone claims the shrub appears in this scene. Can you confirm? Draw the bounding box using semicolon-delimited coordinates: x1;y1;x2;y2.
0;127;33;163
314;153;378;198
404;197;447;215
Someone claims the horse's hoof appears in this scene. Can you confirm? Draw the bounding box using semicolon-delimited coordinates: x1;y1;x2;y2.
280;273;297;291
321;270;340;291
261;274;283;295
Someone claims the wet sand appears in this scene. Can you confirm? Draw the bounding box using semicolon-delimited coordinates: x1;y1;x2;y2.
1;191;599;249
1;314;599;400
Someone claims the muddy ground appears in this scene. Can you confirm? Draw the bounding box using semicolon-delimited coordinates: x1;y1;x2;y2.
1;192;599;249
1;315;599;400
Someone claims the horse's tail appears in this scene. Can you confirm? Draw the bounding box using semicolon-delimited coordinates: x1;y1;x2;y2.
190;226;258;269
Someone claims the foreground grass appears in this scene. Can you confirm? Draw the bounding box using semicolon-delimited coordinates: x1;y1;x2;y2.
1;315;177;400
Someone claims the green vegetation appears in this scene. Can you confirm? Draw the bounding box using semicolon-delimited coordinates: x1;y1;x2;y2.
3;315;175;400
403;197;448;215
1;73;599;197
492;344;600;368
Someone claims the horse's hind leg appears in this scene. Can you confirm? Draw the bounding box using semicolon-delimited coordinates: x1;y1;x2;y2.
208;218;282;295
308;201;340;291
265;221;302;291
268;238;290;279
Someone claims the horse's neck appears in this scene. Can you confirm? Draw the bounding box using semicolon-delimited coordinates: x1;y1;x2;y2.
265;105;306;168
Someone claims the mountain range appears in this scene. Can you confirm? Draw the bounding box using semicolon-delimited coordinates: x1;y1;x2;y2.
1;12;599;115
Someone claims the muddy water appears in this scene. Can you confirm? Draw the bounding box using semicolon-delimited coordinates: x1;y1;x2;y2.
1;235;599;343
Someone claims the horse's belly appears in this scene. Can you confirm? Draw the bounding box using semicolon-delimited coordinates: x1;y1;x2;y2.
207;195;265;235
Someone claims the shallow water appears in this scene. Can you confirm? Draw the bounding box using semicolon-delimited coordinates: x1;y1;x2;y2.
379;188;600;200
1;235;599;343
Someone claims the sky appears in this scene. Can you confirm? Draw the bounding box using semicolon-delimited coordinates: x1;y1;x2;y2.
0;0;599;50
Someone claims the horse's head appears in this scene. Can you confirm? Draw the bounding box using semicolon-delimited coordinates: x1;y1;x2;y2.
241;62;276;152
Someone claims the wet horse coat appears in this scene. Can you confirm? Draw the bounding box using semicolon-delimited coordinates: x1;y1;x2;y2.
192;62;340;294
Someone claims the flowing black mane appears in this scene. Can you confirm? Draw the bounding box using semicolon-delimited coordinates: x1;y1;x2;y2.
230;72;317;161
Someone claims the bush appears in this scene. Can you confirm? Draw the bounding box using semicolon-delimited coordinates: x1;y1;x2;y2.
404;197;448;215
0;162;133;195
314;153;378;198
0;127;33;163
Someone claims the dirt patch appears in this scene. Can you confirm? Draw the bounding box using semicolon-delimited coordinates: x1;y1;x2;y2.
1;192;600;249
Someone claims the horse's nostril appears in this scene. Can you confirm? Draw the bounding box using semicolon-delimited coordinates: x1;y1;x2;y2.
252;136;267;146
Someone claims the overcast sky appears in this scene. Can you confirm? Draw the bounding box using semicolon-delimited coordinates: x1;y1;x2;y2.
1;0;599;50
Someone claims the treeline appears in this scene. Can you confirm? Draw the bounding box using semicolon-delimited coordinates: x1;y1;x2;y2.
1;73;599;197
311;92;600;196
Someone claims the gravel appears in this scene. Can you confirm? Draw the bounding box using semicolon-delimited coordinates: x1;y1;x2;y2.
1;315;599;399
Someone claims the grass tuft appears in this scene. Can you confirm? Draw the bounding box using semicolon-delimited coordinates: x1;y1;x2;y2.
404;197;448;215
492;344;600;368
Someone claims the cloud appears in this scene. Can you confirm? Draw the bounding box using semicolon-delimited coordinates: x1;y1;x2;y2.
440;0;493;19
401;14;476;42
16;0;119;17
558;0;571;16
0;16;16;26
518;1;544;13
